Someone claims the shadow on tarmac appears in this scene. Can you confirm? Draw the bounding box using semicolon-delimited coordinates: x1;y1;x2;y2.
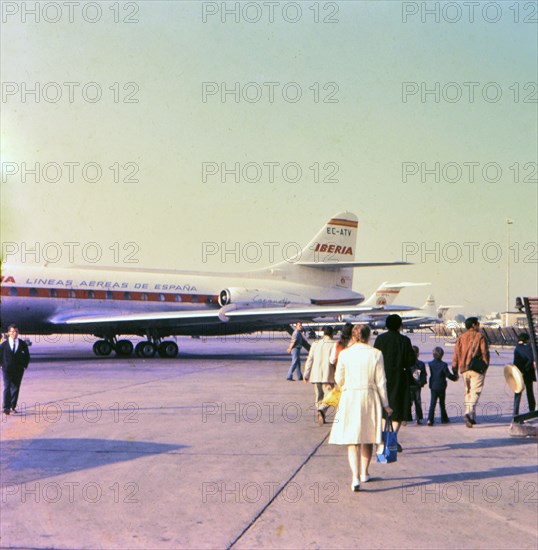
177;352;289;361
405;436;538;454
30;352;290;363
366;463;538;493
0;438;186;482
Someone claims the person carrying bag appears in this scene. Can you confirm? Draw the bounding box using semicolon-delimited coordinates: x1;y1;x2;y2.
451;317;490;428
328;325;392;492
468;335;488;374
377;416;398;463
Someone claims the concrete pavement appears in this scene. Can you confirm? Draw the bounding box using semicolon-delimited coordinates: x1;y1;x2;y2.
1;333;536;549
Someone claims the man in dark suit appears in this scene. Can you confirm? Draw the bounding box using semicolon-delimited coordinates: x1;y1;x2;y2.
374;314;415;450
1;325;31;415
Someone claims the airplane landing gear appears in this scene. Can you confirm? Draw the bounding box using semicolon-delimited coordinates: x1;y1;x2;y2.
158;341;179;358
93;335;178;359
116;339;134;357
93;340;113;356
135;341;156;358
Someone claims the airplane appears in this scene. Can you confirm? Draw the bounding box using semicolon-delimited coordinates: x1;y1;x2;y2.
304;281;428;335
360;281;430;309
365;294;462;331
0;212;415;359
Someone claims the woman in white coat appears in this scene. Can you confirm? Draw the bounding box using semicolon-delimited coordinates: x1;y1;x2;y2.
329;324;392;491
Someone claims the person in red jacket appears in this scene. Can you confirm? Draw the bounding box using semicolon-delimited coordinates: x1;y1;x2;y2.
451;317;490;428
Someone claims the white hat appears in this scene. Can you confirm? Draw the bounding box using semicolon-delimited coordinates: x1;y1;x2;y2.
504;364;524;394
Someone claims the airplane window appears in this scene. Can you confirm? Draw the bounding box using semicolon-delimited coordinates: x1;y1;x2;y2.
106;291;114;300
29;288;38;297
124;292;131;300
68;290;76;298
141;293;148;301
158;293;166;302
191;295;199;303
9;287;18;296
49;289;58;297
175;294;182;302
87;290;95;299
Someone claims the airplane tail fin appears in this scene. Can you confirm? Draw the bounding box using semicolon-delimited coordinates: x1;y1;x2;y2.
414;296;462;320
362;282;430;307
264;212;408;291
421;295;438;317
297;212;358;265
265;212;358;290
437;304;463;320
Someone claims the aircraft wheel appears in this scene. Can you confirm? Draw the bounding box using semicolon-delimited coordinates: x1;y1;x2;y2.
136;341;156;358
158;341;178;358
94;340;113;356
116;339;134;357
135;342;144;357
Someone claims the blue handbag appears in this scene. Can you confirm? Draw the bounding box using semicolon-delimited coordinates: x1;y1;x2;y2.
377;417;398;463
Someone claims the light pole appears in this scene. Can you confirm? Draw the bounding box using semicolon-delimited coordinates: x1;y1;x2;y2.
506;218;514;318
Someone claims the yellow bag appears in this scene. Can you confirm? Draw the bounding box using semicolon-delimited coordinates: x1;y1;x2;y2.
321;387;341;408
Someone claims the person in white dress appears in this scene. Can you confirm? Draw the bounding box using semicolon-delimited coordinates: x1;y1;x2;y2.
329;324;392;491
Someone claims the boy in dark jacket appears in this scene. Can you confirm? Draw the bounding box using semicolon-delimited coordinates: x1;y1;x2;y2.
410;346;427;424
427;347;457;425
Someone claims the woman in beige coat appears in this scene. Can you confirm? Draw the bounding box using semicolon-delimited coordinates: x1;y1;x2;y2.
329;325;392;491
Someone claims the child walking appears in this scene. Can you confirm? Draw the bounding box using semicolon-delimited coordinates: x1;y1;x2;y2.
427;347;457;425
410;346;427;424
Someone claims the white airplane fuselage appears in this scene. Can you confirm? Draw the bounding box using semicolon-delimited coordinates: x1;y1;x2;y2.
1;212;413;357
1;264;364;336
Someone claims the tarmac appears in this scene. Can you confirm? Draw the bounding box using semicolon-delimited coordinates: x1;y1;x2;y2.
1;332;537;550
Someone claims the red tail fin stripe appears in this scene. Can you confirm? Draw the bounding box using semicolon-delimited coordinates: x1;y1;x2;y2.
327;218;358;228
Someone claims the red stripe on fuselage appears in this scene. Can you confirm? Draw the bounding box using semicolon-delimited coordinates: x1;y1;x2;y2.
0;286;219;304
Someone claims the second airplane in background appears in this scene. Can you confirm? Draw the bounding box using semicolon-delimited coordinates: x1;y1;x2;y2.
346;292;461;332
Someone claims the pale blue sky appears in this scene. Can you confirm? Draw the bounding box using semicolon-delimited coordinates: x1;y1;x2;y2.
1;1;537;313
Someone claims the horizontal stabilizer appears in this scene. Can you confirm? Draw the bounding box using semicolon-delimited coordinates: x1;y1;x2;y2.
378;305;418;312
296;261;411;269
383;282;430;287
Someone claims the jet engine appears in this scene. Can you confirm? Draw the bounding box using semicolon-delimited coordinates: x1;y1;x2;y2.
217;288;307;308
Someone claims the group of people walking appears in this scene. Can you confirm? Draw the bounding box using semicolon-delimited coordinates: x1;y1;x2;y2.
287;315;536;492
